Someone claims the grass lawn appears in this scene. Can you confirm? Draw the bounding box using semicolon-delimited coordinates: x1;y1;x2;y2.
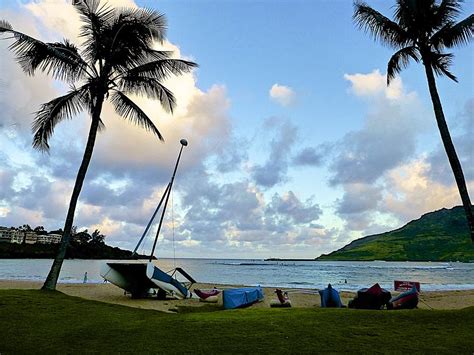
0;290;473;353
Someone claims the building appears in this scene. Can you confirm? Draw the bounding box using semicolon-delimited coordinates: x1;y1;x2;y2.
37;234;62;244
24;231;37;244
0;227;14;243
11;231;25;244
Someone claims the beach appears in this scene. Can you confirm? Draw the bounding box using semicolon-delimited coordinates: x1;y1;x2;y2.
1;279;473;312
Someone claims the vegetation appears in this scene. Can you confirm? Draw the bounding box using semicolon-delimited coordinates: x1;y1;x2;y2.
353;0;474;241
0;290;472;353
0;0;196;290
0;241;148;259
318;206;474;262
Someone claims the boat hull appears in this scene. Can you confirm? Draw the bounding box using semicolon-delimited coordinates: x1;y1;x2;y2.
101;261;193;299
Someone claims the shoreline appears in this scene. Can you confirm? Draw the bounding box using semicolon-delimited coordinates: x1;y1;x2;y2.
1;279;473;312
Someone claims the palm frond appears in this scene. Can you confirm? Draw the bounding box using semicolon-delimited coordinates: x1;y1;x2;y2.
125;59;197;81
119;75;176;113
395;0;435;33
73;0;115;63
354;2;411;48
430;52;458;82
32;85;89;151
0;19;13;32
102;9;167;71
16;39;87;81
387;46;419;84
1;23;87;81
110;90;163;140
432;14;474;49
112;7;167;44
432;0;463;28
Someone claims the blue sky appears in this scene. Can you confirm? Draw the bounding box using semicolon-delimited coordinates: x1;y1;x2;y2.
0;0;473;259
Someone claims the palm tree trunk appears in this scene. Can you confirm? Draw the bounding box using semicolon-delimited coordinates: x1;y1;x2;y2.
41;97;105;290
423;62;474;242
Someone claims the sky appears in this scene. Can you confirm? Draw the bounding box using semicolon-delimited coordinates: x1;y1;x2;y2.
0;0;473;259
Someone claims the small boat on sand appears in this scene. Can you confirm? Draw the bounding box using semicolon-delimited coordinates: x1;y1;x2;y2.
101;139;196;299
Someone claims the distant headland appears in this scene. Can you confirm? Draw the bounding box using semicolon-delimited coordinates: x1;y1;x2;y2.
0;225;148;259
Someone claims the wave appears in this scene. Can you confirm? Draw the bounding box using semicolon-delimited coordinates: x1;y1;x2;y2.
287;281;314;285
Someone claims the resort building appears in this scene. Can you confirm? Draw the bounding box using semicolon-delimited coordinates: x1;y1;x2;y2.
0;227;63;245
24;231;38;244
38;234;62;244
11;232;25;244
0;228;14;243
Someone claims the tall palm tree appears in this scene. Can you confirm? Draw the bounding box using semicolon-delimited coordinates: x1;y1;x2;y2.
0;0;197;290
353;0;473;241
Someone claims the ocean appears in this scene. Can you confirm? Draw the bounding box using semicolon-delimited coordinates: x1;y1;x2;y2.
1;258;473;291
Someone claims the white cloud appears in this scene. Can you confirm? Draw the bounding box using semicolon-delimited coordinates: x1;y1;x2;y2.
269;83;296;107
344;69;404;100
382;159;467;221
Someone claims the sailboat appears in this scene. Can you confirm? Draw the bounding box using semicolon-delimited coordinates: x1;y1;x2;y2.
100;139;196;299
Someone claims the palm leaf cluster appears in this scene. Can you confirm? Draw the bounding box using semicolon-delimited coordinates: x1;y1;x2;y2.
354;0;473;84
0;0;197;151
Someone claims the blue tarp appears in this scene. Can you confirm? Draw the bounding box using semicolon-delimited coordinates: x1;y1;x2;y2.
319;284;343;308
223;287;264;309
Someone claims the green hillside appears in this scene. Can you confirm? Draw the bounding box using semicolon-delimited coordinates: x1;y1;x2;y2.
317;206;474;262
0;241;149;260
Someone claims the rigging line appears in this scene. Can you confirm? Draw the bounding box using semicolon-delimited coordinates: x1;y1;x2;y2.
172;188;176;269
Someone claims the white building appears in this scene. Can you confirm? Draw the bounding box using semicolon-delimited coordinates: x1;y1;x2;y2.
24;231;37;244
37;234;62;244
0;228;14;243
11;231;25;244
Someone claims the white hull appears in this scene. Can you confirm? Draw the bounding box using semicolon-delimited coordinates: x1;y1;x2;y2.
101;261;194;299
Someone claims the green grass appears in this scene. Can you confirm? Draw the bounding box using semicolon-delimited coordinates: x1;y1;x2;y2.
0;290;473;353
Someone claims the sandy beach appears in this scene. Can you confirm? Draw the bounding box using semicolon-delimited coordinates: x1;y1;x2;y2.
1;279;473;313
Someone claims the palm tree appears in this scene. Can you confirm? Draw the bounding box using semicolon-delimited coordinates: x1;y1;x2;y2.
0;0;197;290
353;0;474;241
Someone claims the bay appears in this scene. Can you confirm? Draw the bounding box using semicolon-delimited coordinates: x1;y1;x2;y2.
0;258;473;291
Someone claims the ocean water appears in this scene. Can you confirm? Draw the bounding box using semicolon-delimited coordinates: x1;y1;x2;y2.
0;258;473;292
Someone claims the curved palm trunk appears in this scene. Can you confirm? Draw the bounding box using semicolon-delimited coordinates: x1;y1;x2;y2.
42;97;105;291
423;62;474;242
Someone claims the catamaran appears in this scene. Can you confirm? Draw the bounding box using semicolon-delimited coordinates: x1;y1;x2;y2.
101;139;196;299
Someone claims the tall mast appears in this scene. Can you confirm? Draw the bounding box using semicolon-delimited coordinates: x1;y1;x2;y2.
149;139;188;262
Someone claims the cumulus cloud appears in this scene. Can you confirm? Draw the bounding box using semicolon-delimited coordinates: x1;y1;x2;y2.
329;71;428;186
426;98;474;186
251;118;298;188
344;69;404;100
292;147;324;167
382;159;468;222
269;83;296;107
175;163;325;257
325;70;463;236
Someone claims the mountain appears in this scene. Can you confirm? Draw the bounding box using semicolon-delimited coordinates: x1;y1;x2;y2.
317;206;474;262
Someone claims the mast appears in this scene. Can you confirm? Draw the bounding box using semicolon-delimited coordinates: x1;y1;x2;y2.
149;139;188;262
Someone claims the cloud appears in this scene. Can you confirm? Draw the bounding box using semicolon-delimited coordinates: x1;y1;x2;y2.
426;98;474;186
329;70;427;186
382;159;468;222
292;147;324;167
251;118;298;188
269;83;296;107
344;69;403;100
